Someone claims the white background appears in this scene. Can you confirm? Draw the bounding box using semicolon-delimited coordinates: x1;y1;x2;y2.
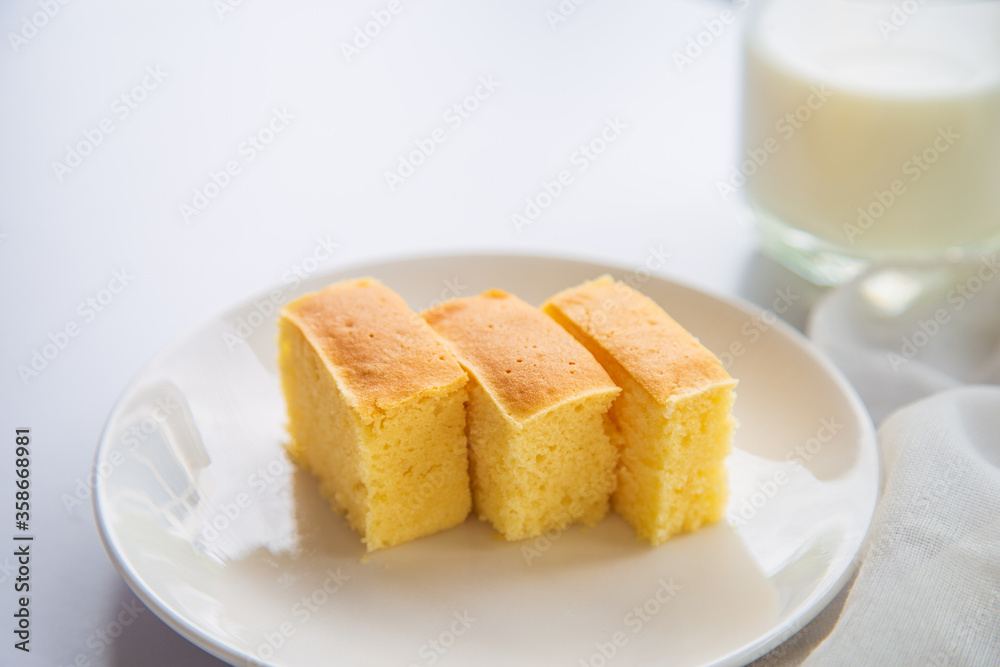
0;1;825;665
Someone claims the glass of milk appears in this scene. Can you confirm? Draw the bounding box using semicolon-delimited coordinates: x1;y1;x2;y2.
740;0;1000;285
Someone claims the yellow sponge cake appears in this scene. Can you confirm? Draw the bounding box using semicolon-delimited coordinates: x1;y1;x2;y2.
422;289;621;541
277;278;471;551
543;276;737;545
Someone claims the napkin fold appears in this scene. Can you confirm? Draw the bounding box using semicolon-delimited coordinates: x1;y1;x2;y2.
753;265;1000;665
802;386;1000;665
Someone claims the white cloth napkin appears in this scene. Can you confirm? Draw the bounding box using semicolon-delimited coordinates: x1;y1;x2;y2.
802;386;1000;665
751;265;1000;665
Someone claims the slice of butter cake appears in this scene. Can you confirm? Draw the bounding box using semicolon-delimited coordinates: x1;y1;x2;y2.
277;278;471;551
543;276;737;545
422;289;620;541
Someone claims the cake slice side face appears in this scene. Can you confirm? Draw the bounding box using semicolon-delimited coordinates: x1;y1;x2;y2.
423;289;620;541
278;278;471;551
279;316;369;535
359;381;471;550
595;352;735;543
505;394;620;539
543;277;737;545
465;380;619;541
463;379;516;532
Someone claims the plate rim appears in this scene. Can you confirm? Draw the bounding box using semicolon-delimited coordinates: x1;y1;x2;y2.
92;251;880;667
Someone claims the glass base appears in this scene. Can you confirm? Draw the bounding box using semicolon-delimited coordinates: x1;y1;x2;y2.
753;208;1000;288
754;212;871;286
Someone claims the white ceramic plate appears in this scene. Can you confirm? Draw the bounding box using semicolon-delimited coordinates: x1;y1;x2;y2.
94;253;878;667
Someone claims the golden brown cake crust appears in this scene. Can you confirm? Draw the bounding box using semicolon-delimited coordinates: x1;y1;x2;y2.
280;278;466;418
543;276;734;403
422;289;619;423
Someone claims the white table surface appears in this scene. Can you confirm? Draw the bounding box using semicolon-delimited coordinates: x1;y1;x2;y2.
0;1;829;665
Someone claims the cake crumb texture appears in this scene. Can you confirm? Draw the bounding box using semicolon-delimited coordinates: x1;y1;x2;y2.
278;278;471;551
543;276;737;544
423;289;621;541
